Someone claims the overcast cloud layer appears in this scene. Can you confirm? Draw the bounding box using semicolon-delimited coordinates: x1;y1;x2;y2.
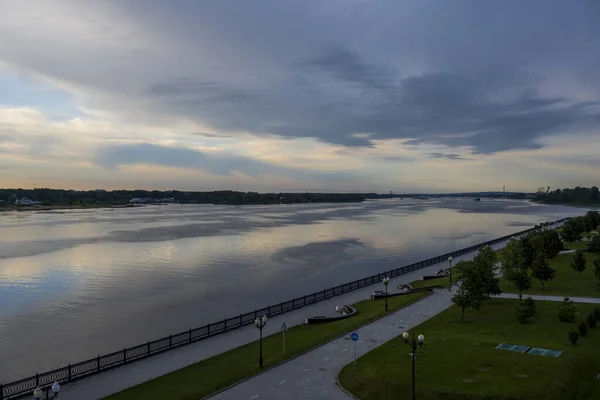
0;0;599;192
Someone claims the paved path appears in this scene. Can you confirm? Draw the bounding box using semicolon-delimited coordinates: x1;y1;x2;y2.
496;293;600;304
57;239;512;400
209;289;454;400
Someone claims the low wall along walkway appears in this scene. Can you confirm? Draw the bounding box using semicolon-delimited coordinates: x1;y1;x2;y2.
0;219;569;400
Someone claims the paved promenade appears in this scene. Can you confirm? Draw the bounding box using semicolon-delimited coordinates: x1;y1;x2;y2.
209;288;454;400
58;240;510;400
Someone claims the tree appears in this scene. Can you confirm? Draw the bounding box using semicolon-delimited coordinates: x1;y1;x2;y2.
587;236;600;254
451;260;486;322
571;250;586;278
501;239;524;282
540;230;563;259
530;252;556;290
473;245;501;302
512;269;532;299
569;330;579;345
516;297;536;323
520;235;536;269
579;321;589;336
561;219;582;245
587;313;597;329
558;297;576;323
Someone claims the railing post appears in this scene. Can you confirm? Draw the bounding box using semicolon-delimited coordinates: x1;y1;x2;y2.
254;310;257;319
169;334;172;348
207;323;211;336
239;314;243;327
189;328;192;342
1;383;3;400
68;364;72;381
123;348;127;364
147;341;150;355
97;355;100;372
280;302;283;312
268;305;271;316
303;295;306;305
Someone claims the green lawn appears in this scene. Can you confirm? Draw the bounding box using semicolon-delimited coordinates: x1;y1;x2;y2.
104;292;430;400
410;275;453;289
339;299;600;400
500;249;600;298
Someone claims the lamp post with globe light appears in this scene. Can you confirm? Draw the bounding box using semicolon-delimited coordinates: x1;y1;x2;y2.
255;315;268;368
403;331;425;400
33;381;60;399
448;256;453;283
383;276;391;312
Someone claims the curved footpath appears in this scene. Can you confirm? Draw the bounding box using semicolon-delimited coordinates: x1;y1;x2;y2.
58;238;516;400
209;288;454;400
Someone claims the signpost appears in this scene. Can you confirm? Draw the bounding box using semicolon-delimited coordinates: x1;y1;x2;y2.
281;321;288;354
351;332;359;365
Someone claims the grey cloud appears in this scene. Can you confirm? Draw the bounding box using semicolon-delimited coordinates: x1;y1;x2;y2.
429;153;470;160
192;132;232;139
2;1;600;155
95;143;276;177
94;142;365;183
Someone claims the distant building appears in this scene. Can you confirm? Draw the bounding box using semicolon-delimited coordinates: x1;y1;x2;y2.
15;197;42;206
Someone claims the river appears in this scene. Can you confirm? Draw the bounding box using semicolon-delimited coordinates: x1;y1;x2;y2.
0;198;583;381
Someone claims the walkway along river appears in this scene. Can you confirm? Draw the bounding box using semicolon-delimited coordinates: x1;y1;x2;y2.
0;219;567;400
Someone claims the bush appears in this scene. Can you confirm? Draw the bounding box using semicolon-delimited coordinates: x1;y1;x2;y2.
587;313;597;329
579;321;589;336
516;297;536;323
569;330;579;345
595;307;600;321
557;297;576;323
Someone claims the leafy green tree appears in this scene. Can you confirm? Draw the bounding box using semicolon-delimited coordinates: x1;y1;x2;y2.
571;250;586;278
473;245;501;302
558;297;576;323
516;297;536;323
587;313;597;329
520;235;536;269
512;269;532;299
569;330;579;345
451;260;486;323
501;238;524;282
530;252;556;290
587;236;600;254
579;321;589;336
540;230;563;259
561;221;581;246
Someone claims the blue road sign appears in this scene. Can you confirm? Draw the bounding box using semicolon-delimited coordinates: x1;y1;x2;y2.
351;332;359;342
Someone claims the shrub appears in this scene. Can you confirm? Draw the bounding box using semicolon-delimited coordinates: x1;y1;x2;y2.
587;313;597;329
557;297;576;323
569;330;579;345
516;297;536;323
594;307;600;321
579;321;589;336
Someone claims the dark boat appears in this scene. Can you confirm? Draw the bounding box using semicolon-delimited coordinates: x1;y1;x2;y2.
474;197;481;201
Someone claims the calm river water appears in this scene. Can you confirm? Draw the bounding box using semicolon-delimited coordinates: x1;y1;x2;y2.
0;198;583;381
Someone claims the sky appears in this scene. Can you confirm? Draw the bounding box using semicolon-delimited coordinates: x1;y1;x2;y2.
0;0;599;193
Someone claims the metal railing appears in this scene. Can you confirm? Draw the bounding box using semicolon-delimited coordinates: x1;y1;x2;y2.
0;219;569;399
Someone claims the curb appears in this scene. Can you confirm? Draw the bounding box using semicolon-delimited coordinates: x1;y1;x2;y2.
201;291;435;399
336;373;362;400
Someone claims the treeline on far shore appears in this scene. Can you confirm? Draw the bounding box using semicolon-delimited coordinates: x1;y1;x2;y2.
0;188;373;207
534;186;600;206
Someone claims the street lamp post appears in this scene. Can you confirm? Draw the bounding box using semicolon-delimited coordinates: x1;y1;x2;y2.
383;276;391;312
402;331;425;400
448;256;453;283
255;315;268;368
33;381;60;399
